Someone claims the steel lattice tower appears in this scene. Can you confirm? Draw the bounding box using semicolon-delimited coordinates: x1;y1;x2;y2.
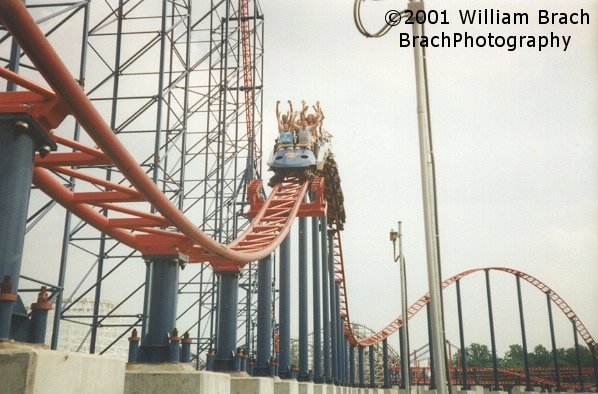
2;0;263;368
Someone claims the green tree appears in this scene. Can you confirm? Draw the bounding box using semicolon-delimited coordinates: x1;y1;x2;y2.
530;344;552;367
465;343;493;368
501;344;524;368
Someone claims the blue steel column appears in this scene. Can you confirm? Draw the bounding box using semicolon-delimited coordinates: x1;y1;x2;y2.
298;210;309;380
335;282;344;383
343;334;350;384
358;346;365;387
383;338;391;388
279;234;292;378
328;230;338;383
427;303;436;389
213;271;240;371
138;257;180;362
456;279;469;389
546;293;561;391
516;276;532;391
369;344;376;388
399;326;407;388
0;118;39;339
485;270;500;391
321;216;331;382
349;345;356;386
572;320;584;392
254;255;272;376
312;216;322;382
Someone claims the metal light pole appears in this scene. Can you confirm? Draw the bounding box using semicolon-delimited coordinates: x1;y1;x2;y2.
409;2;449;393
354;1;448;392
390;221;410;394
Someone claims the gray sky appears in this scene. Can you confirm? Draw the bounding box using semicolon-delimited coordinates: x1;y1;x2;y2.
261;0;597;355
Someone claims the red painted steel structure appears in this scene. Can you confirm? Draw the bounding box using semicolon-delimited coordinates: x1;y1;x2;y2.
0;1;595;367
0;0;324;273
344;267;596;353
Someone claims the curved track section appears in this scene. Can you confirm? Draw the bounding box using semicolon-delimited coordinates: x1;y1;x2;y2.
341;267;596;352
0;1;306;269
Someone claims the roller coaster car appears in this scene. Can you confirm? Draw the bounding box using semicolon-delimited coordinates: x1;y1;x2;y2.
266;133;332;186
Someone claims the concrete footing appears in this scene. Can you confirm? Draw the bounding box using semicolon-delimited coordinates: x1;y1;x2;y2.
124;363;230;393
230;374;274;394
274;378;299;394
0;340;125;394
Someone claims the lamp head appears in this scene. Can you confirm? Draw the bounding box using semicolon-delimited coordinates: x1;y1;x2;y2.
389;229;398;243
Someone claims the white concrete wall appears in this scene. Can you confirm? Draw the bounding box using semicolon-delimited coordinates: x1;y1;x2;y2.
0;342;125;394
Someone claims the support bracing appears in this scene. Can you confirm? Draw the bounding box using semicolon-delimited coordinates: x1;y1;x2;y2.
254;255;272;376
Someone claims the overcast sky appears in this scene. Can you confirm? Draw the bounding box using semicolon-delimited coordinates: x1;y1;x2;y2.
261;0;597;355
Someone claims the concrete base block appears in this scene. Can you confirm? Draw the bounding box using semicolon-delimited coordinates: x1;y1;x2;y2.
471;385;485;394
274;379;299;394
384;388;400;394
312;383;328;394
512;387;527;394
230;375;275;394
298;381;315;394
124;365;230;394
0;340;125;394
458;390;480;394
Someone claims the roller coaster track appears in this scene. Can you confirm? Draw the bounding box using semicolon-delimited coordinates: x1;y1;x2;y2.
0;0;314;272
0;1;594;360
341;266;596;353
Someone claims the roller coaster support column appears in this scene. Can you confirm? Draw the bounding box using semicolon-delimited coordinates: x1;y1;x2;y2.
0;116;54;339
485;270;500;391
321;217;331;383
358;346;365;387
254;255;272;376
410;1;448;392
298;210;310;381
335;281;344;383
138;256;181;362
427;303;436;390
369;344;376;388
516;276;532;391
456;279;469;389
328;230;339;383
312;216;322;382
383;338;391;388
349;345;356;386
213;270;240;371
279;234;291;378
546;292;561;391
572;320;584;392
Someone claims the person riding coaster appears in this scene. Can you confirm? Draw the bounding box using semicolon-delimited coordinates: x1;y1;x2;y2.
268;100;332;187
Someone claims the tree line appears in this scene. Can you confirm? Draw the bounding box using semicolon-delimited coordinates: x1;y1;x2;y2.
455;343;595;368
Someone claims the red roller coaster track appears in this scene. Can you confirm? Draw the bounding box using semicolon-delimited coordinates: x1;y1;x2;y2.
0;0;325;272
0;2;594;356
340;266;596;353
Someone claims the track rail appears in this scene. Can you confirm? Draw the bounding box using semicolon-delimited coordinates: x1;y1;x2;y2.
0;0;309;270
341;266;596;353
